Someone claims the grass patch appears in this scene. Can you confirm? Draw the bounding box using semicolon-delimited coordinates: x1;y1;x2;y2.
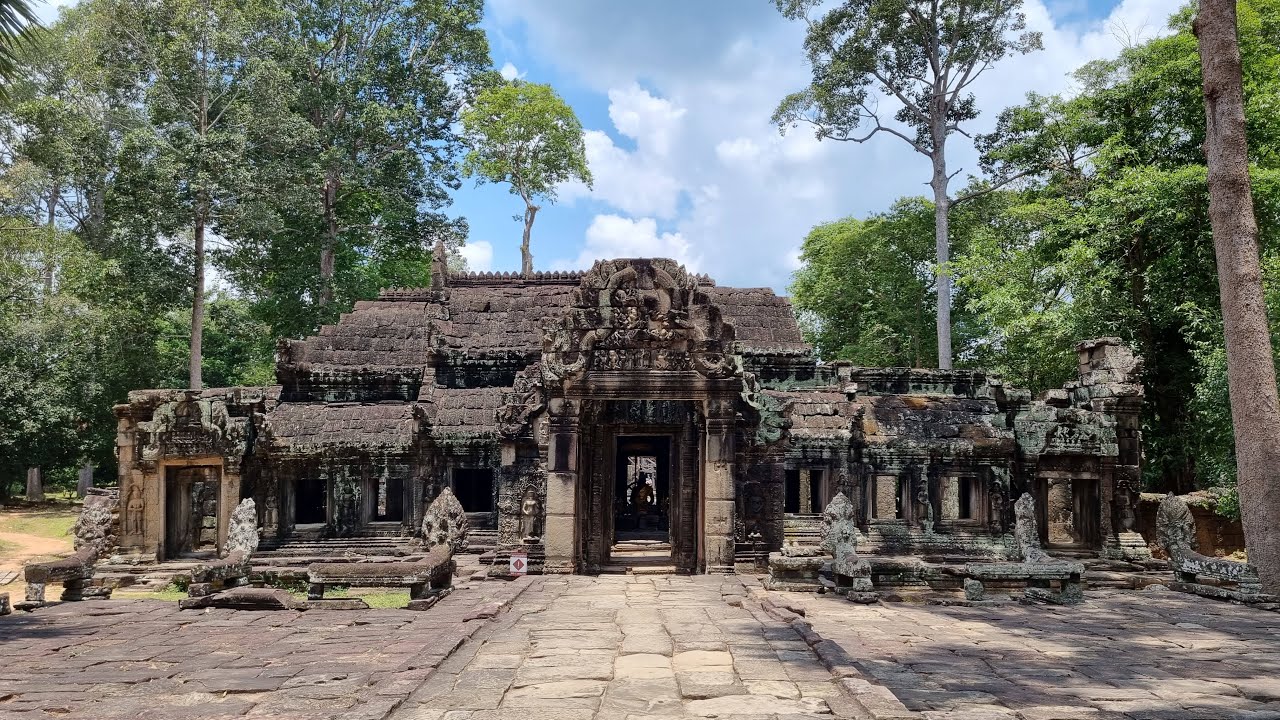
346;588;412;608
0;508;79;540
114;588;190;602
0;537;17;555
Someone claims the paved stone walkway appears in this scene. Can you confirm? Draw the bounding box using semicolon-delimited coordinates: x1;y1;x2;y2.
0;578;531;720
9;574;1280;720
391;575;849;720
787;586;1280;720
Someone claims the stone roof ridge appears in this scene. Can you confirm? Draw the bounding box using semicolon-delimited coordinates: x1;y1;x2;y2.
452;269;586;286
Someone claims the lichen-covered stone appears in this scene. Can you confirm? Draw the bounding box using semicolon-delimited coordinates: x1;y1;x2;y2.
226;498;259;556
423;487;469;553
1013;493;1049;563
1156;493;1274;602
72;489;118;561
110;255;1146;578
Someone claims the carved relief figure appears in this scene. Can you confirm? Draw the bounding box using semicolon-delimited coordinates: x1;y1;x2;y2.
125;485;145;536
519;489;543;540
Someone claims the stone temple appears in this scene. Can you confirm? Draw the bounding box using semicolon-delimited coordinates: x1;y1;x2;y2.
113;255;1146;575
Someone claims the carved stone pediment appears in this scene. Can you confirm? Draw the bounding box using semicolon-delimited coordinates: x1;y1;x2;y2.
136;396;250;465
541;259;740;382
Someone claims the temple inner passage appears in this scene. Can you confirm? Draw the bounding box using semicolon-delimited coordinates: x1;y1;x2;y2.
112;256;1148;574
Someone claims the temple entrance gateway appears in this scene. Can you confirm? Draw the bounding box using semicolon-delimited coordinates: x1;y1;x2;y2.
610;435;673;569
163;466;220;559
115;258;1145;574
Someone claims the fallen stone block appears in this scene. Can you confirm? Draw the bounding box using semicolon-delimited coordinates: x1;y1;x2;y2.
179;587;302;611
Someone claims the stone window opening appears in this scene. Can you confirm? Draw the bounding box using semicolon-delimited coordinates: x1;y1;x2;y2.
452;467;495;514
940;476;981;523
871;474;904;521
783;467;830;514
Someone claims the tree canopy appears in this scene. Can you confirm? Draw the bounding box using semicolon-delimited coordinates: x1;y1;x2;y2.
461;80;591;276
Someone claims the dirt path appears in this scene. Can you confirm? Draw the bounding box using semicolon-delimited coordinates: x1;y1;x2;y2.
0;511;74;598
0;528;71;569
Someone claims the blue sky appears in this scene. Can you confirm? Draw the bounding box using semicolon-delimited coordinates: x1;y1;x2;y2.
451;0;1184;292
35;0;1187;294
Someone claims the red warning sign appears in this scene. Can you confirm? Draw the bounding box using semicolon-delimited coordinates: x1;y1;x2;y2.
509;552;528;576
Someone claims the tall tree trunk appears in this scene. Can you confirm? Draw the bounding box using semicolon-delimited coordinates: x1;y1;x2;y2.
521;203;539;278
320;171;339;305
43;183;59;294
191;211;205;390
1196;0;1280;594
930;142;953;370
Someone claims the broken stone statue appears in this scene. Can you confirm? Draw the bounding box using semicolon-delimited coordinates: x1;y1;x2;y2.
821;492;876;603
963;493;1084;605
1156;493;1276;603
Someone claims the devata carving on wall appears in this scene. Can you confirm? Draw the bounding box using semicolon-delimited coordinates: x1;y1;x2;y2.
114;254;1147;572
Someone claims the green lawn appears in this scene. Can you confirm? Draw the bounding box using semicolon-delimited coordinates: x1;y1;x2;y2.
0;509;79;540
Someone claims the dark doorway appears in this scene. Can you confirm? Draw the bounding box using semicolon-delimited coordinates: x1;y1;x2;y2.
296;476;326;525
784;468;801;513
1038;475;1102;549
374;474;403;522
453;468;495;513
165;466;219;559
614;436;671;543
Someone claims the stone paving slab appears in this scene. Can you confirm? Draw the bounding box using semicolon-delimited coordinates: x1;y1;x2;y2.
778;586;1280;720
0;577;533;720
391;574;855;720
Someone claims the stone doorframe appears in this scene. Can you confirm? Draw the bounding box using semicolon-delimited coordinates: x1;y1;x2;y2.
582;421;693;573
543;372;740;575
122;455;241;561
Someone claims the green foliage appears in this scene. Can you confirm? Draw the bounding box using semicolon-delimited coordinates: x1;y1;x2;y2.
218;0;491;338
792;0;1280;498
461;80;592;204
0;0;502;495
790;199;942;367
154;295;276;389
772;0;1042;150
0;0;39;86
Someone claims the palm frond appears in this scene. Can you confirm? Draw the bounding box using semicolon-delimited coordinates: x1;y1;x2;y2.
0;0;43;87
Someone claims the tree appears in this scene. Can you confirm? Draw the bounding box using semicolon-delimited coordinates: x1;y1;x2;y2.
461;80;590;277
105;0;279;390
773;0;1042;369
0;0;38;87
791;199;943;366
1195;0;1280;592
217;0;491;340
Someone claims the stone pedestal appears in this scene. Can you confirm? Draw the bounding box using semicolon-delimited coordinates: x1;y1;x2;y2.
832;558;876;603
764;551;827;591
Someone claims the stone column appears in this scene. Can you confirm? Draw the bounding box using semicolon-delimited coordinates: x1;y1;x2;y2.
703;398;736;573
25;467;43;502
76;463;94;498
218;466;241;554
799;469;812;513
543;399;580;574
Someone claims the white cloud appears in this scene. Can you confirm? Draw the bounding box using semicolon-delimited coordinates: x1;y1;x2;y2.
715;137;762;166
499;62;525;82
607;85;687;157
458;240;494;272
554;215;698;271
491;0;1182;292
559;129;685;219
